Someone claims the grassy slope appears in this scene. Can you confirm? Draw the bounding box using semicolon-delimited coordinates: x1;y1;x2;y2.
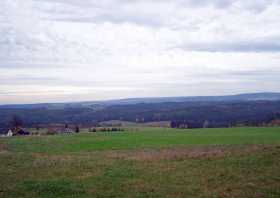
1;127;280;154
0;127;280;197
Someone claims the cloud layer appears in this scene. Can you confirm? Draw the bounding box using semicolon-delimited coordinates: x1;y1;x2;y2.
0;0;280;104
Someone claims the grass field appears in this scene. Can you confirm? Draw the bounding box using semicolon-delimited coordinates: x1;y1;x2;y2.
0;127;280;197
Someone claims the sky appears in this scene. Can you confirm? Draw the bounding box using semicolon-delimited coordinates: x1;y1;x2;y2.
0;0;280;104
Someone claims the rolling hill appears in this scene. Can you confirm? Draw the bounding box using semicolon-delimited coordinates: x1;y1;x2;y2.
1;92;280;110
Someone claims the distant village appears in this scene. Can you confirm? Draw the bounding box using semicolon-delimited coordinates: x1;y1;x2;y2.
0;115;127;137
1;113;280;137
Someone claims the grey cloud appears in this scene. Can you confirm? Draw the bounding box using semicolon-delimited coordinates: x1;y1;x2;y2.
228;69;280;81
56;14;163;27
177;37;280;53
0;75;60;86
180;66;280;82
0;90;65;96
179;0;280;12
239;0;280;13
32;0;231;27
178;0;234;9
0;73;105;88
36;0;166;27
31;0;280;27
230;70;279;76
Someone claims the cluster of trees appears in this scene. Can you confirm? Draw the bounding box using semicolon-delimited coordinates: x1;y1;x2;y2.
89;128;124;132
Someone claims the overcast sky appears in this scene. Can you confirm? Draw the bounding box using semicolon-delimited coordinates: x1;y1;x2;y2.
1;0;280;104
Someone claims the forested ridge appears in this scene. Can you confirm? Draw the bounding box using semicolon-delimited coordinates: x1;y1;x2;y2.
1;100;280;130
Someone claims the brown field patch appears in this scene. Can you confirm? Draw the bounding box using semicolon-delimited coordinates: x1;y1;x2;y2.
32;154;80;167
0;143;8;153
104;145;275;161
29;145;278;165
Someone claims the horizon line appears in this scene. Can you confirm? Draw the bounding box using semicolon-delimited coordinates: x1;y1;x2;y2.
0;91;279;106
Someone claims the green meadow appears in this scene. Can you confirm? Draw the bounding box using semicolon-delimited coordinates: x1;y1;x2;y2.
0;127;280;197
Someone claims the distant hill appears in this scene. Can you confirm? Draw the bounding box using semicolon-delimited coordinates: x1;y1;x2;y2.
0;93;280;131
102;92;280;104
1;92;280;110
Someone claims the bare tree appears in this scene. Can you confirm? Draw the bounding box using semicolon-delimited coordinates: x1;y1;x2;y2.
75;125;80;133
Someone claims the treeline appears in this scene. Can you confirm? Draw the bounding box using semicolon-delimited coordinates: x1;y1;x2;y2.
0;100;280;130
